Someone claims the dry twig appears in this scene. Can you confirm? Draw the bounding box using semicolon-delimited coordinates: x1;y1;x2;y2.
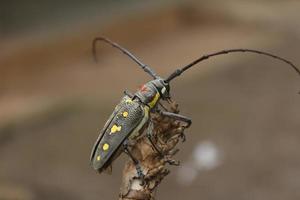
119;101;189;200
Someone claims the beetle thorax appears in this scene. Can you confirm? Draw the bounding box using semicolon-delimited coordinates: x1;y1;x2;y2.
134;79;170;108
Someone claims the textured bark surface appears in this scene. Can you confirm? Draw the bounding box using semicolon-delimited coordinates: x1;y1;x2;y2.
119;101;189;200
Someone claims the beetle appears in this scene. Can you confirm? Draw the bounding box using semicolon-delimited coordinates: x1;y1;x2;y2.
90;37;300;180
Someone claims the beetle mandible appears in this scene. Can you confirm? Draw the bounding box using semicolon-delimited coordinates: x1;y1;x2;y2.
90;37;300;180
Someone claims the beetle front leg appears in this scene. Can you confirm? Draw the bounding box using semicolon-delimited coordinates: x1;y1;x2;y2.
159;111;192;128
157;110;191;142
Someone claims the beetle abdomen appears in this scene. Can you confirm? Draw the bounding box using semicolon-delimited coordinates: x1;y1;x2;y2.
91;95;145;172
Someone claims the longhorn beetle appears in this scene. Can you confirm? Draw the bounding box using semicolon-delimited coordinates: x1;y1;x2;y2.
90;37;300;181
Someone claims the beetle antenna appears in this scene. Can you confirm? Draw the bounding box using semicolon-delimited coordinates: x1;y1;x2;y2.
165;49;300;83
93;37;159;79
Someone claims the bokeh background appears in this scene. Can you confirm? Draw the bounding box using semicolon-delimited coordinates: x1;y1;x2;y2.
1;1;300;199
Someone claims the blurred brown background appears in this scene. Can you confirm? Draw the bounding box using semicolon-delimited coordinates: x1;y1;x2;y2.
0;0;300;199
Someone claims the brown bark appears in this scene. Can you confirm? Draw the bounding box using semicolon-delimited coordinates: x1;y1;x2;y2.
119;101;189;200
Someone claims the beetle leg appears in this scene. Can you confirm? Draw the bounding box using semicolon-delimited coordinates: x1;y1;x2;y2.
146;120;162;155
159;111;192;128
158;101;168;111
146;120;179;166
123;140;145;185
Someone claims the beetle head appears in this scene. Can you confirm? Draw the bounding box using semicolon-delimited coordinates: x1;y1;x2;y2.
152;79;170;99
135;79;170;108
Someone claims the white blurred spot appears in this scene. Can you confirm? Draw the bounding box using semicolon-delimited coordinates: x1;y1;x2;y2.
177;140;222;186
193;141;221;171
176;162;198;186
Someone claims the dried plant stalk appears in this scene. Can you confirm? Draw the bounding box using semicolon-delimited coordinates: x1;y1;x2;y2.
119;101;189;200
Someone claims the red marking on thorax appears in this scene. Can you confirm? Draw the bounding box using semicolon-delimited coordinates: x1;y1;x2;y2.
140;85;148;92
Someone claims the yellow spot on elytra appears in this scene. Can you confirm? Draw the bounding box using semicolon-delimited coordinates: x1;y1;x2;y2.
96;155;101;161
103;143;109;151
110;125;122;134
125;99;133;103
122;111;128;117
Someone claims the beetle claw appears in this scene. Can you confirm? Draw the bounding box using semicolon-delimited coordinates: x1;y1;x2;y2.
166;158;180;166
